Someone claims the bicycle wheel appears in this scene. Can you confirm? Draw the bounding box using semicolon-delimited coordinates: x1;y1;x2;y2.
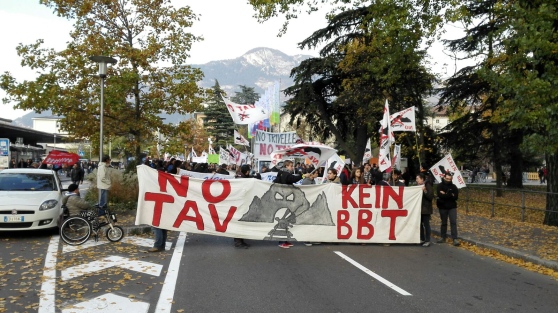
105;225;124;242
60;216;92;245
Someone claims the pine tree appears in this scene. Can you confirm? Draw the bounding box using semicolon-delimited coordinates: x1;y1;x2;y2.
203;81;236;148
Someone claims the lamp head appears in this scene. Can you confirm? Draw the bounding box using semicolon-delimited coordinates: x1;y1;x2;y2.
89;56;117;77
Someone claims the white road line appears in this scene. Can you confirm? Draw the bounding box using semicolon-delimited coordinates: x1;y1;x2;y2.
334;251;412;296
155;231;187;312
62;293;149;313
38;235;60;313
61;255;163;280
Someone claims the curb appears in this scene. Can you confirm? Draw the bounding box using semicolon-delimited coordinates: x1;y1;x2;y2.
431;230;558;271
122;225;153;236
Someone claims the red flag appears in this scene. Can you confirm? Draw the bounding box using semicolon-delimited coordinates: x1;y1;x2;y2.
42;150;80;166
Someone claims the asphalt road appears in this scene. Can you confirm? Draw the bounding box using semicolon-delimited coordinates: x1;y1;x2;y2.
2;231;557;313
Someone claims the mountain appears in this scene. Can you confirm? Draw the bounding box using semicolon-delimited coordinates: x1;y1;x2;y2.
11;48;312;128
195;47;311;95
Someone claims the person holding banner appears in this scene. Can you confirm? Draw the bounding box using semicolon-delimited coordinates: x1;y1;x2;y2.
436;171;460;246
416;173;434;247
324;168;340;184
273;160;302;248
233;164;253;249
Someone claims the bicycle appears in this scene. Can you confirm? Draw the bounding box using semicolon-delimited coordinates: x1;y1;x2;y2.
60;205;124;245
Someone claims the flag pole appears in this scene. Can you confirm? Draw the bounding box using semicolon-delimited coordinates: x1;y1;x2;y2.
414;131;422;168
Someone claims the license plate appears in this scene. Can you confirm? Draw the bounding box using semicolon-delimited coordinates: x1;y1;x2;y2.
4;216;24;222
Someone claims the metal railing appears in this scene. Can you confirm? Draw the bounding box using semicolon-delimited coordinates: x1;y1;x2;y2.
454;185;555;224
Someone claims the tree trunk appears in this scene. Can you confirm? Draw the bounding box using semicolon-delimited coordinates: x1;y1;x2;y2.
544;153;558;226
507;130;523;189
492;124;504;196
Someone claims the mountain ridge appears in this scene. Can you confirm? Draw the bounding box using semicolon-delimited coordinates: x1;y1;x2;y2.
11;47;312;127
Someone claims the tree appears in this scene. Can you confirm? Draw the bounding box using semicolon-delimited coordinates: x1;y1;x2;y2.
483;1;558;225
203;81;236;148
282;1;439;163
0;0;204;160
438;0;528;191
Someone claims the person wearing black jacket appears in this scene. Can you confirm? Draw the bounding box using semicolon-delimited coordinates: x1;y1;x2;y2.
70;163;84;186
233;164;253;248
436;171;460;246
339;165;351;186
416;173;434;247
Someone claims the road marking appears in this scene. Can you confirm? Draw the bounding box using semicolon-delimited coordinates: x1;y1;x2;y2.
38;235;59;313
334;251;412;296
62;293;149;313
61;255;163;280
155;231;187;312
122;236;173;249
62;236;171;253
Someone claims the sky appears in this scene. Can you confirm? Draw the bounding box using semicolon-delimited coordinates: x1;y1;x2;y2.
0;0;461;120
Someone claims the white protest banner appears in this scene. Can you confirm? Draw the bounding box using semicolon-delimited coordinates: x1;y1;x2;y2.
136;165;422;243
390;106;416;132
227;144;242;165
219;146;230;165
192;156;207;163
178;169;235;180
253;130;303;159
260;172;278;183
430;154;467;189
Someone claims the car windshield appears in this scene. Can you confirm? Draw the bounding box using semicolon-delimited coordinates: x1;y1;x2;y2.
0;173;57;191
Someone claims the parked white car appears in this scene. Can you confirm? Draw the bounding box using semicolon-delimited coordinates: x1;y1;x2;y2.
0;168;65;231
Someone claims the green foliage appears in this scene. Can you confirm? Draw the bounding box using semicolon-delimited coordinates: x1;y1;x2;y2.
283;1;439;162
203;81;236;148
85;169;139;211
0;0;204;160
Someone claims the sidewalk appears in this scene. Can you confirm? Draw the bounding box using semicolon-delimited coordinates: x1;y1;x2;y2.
430;212;558;271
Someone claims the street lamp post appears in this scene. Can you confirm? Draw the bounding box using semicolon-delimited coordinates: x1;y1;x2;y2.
89;55;117;204
89;56;117;161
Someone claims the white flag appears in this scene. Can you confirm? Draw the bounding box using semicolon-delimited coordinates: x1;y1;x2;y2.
191;147;198;158
392;144;401;170
390;106;416;132
430;153;467;189
362;138;372;163
201;150;208;157
222;96;269;125
378;99;394;171
234;130;250;146
322;153;346;183
208;144;216;155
